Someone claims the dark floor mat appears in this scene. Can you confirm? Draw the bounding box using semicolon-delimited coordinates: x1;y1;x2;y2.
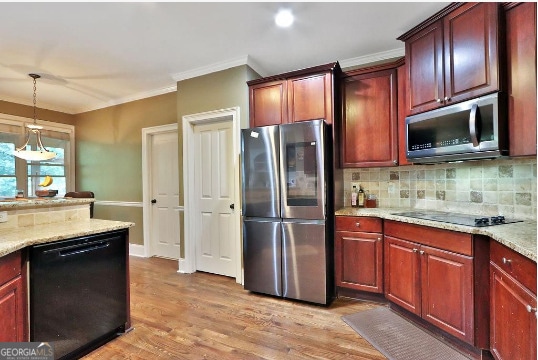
342;307;472;360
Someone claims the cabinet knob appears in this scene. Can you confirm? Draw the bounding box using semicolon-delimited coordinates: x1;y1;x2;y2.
355;222;360;228
419;250;425;255
413;248;418;253
436;98;442;103
526;305;537;313
502;257;511;264
377;237;382;241
444;96;450;101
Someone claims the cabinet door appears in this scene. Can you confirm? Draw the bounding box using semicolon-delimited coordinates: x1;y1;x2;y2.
397;63;411;165
249;80;288;127
342;69;398;167
443;2;499;105
406;20;444;115
420;245;474;343
288;73;333;124
0;275;26;342
490;262;537;360
507;2;537;157
335;231;383;293
384;236;421;315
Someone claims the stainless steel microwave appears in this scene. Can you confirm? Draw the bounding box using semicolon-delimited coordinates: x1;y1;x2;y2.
405;92;507;163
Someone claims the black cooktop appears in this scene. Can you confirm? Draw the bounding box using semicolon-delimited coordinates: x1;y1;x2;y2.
393;210;523;227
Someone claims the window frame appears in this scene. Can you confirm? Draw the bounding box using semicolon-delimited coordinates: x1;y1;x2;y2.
0;114;75;196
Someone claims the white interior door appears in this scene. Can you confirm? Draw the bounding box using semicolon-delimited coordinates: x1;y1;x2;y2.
193;120;236;277
150;131;181;259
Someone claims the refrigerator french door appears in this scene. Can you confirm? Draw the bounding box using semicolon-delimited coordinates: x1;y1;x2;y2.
241;120;333;305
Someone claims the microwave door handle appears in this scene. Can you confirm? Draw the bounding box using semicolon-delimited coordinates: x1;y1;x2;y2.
469;104;480;147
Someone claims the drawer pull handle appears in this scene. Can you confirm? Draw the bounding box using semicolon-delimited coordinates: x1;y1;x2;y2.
419;250;425;255
526;305;537;313
355;222;360;228
502;257;512;264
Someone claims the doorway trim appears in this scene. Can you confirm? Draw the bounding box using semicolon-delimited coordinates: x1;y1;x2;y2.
181;107;242;284
142;123;180;258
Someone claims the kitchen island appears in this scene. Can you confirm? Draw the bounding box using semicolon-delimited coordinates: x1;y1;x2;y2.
0;197;134;359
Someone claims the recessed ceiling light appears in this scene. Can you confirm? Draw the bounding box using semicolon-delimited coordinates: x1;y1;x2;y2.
275;9;294;28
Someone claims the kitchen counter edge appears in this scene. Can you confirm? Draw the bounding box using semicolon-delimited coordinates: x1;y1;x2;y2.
336;207;537;262
0;219;135;257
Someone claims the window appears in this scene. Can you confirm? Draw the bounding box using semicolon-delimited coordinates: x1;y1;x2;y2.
0;115;74;198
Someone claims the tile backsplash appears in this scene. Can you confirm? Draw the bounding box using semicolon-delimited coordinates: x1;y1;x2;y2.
344;157;537;220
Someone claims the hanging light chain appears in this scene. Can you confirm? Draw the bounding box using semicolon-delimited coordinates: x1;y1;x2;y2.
33;76;37;123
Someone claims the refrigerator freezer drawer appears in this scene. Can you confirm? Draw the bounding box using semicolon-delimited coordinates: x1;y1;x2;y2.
243;218;282;297
282;220;328;304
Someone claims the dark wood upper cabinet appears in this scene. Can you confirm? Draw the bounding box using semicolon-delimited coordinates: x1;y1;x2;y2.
399;2;501;115
341;60;400;167
248;63;340;128
288;73;333;124
249;80;288;127
505;2;537;157
397;63;411;166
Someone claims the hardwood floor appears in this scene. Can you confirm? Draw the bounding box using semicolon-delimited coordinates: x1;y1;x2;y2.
83;257;386;360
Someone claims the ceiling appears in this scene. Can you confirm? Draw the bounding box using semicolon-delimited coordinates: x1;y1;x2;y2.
0;2;450;115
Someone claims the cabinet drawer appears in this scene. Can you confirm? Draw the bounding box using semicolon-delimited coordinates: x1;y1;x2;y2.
384;220;472;255
490;240;536;293
336;216;382;233
0;251;21;285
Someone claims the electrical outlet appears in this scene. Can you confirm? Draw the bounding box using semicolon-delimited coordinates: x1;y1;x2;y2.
351;182;359;191
0;211;7;223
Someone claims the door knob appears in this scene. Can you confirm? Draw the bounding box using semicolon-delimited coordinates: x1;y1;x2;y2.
151;199;157;204
229;203;235;210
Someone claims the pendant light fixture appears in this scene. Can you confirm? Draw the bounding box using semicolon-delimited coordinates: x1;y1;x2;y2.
12;74;56;161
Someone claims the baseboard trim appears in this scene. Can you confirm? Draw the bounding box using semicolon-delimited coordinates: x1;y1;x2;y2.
129;243;146;257
178;258;194;273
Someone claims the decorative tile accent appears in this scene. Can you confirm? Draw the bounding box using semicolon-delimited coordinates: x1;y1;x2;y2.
446;168;456;179
499;165;513;178
343;158;536;220
470;191;483;203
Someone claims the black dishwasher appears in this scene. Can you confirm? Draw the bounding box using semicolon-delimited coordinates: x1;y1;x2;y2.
30;229;128;360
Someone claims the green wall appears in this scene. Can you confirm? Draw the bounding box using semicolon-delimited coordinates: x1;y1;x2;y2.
74;92;177;245
175;64;257;257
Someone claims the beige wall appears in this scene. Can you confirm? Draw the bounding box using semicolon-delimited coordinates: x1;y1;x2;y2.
74;92;177;245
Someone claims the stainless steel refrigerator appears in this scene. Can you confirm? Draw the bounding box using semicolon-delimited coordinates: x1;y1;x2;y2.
241;119;334;305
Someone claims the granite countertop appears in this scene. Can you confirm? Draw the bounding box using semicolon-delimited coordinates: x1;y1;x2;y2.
0;197;94;210
0;219;134;257
336;207;537;262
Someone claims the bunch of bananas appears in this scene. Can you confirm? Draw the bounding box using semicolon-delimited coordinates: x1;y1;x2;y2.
39;175;53;187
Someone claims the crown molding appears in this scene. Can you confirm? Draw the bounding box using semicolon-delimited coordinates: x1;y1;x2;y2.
76;84;177;114
172;55;268;82
339;48;405;70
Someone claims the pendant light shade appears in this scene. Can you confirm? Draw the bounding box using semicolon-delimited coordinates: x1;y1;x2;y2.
13;74;57;161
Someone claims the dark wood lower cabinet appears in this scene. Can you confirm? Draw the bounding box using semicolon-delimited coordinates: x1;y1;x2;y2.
335;216;384;296
0;250;27;342
384;221;475;344
490;241;537;360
